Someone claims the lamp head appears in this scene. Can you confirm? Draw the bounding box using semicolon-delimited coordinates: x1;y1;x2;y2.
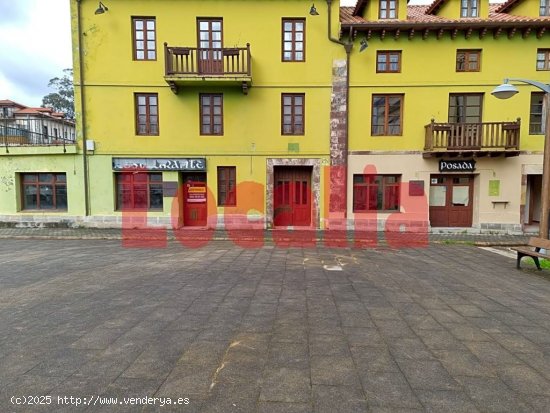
95;1;108;15
359;38;368;52
491;81;519;100
309;3;319;15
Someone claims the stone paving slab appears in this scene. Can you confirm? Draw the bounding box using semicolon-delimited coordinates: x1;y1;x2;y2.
0;239;550;412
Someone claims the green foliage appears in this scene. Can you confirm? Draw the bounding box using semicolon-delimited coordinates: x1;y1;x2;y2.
41;68;75;120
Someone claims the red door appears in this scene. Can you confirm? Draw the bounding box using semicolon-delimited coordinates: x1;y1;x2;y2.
274;167;312;227
183;173;207;226
429;175;473;227
197;19;223;74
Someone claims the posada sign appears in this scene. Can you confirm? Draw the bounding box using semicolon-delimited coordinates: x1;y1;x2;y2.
439;160;476;173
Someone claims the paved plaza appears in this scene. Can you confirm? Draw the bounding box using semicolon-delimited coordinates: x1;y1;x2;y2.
1;239;550;412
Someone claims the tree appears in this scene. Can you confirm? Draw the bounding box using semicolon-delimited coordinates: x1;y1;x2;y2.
41;68;75;120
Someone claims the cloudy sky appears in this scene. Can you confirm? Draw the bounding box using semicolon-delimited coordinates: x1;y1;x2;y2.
0;0;504;108
0;0;72;107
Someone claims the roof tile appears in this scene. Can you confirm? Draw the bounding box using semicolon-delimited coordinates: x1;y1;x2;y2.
342;3;550;25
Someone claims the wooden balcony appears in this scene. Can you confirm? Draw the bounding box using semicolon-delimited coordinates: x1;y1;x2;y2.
424;119;521;158
164;43;252;94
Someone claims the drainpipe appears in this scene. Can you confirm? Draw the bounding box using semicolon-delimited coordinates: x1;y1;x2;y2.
76;0;90;216
326;0;352;219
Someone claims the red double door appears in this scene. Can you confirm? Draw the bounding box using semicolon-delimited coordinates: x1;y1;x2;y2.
274;167;312;227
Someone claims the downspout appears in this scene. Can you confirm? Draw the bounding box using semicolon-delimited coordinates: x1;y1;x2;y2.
76;0;90;216
326;0;352;218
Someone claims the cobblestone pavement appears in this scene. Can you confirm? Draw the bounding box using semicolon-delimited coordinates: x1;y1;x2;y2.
0;227;529;246
1;239;550;412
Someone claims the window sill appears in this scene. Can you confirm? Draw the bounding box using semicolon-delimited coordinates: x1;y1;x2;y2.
371;134;403;137
115;208;164;212
353;210;400;214
20;209;68;213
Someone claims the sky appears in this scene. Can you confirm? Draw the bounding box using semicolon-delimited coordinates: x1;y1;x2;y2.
0;0;505;108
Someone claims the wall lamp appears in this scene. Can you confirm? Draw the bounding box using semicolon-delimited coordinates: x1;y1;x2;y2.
309;3;319;15
95;1;109;15
359;38;369;52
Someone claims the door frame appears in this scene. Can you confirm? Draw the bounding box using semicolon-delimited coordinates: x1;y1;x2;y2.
273;166;312;227
429;174;474;228
266;158;322;229
196;18;223;74
182;172;207;227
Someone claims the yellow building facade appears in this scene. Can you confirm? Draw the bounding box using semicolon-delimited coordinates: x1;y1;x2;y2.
341;0;550;233
2;0;548;234
71;0;345;229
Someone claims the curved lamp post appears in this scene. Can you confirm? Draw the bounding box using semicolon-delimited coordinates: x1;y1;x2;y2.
492;79;550;238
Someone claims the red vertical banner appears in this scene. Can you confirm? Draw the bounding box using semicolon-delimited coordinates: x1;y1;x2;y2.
171;183;216;249
351;164;380;249
385;180;429;248
272;176;316;248
121;167;168;249
224;181;265;248
322;164;349;248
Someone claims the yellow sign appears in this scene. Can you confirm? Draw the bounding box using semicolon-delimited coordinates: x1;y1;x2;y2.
489;180;500;196
188;186;206;193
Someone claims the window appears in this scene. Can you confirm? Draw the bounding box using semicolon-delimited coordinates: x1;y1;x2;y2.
200;94;223;135
353;175;400;212
371;95;403;136
116;172;163;210
135;94;158;135
541;0;550;16
132;17;156;60
376;51;401;73
456;50;481;72
449;94;482;123
461;0;478;17
21;173;67;211
282;94;305;135
530;93;545;135
282;19;305;62
217;167;236;206
379;0;397;19
537;49;550;70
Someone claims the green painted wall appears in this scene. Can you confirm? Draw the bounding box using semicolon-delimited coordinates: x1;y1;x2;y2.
0;153;85;216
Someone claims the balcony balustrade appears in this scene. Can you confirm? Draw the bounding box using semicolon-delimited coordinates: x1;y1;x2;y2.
164;43;252;94
424;119;521;157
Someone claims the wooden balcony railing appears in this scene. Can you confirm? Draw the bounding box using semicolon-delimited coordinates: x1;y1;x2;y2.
424;119;521;153
164;43;251;77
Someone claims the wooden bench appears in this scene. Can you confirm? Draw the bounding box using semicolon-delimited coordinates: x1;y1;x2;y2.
512;237;550;270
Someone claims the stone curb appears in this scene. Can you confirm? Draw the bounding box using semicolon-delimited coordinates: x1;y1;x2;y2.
0;234;528;247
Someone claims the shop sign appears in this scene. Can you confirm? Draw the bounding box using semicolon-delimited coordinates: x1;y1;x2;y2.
439;159;475;173
187;185;206;203
113;158;206;171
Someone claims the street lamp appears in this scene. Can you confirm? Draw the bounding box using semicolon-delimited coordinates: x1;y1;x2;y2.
492;78;550;239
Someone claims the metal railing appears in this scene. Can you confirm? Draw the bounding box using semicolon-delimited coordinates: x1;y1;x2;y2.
0;122;76;148
165;43;251;77
425;119;521;151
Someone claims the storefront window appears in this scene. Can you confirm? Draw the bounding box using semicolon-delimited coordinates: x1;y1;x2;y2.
21;173;67;210
116;172;163;210
353;175;400;212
